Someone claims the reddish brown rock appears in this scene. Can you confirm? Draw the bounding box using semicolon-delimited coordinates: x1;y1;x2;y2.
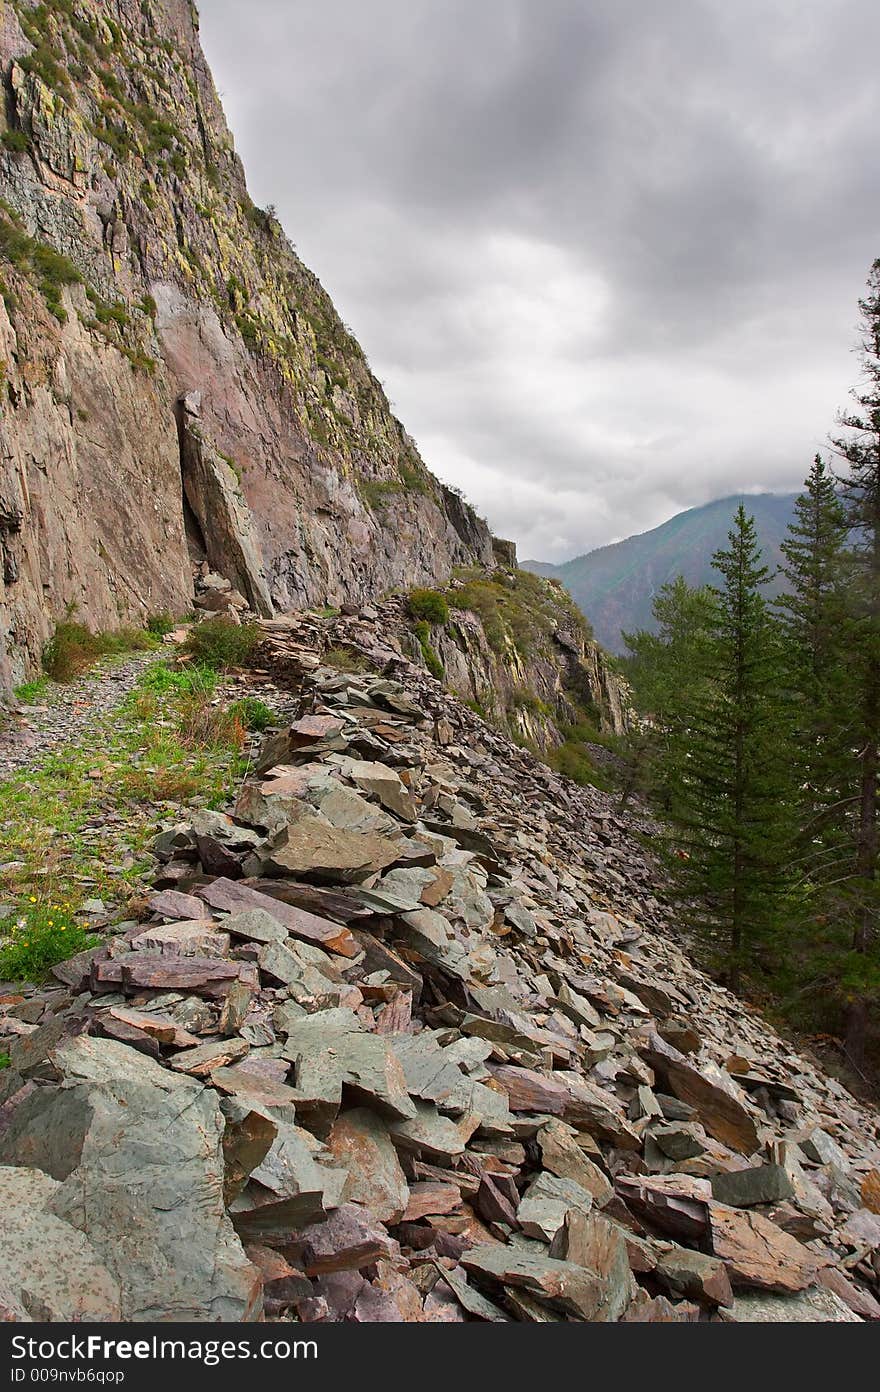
639;1032;760;1155
197;877;359;956
487;1065;569;1115
291;1203;397;1276
708;1202;819;1293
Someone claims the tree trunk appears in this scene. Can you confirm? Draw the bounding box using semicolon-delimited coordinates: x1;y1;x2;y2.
843;995;868;1071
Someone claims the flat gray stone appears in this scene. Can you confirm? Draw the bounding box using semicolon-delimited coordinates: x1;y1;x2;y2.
517;1172;594;1242
710;1164;795;1208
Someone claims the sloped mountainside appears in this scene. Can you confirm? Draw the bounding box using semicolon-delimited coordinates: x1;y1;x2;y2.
0;0;500;695
527;493;797;653
1;610;878;1322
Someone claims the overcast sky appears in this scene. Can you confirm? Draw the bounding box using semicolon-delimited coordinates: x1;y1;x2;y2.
198;0;880;561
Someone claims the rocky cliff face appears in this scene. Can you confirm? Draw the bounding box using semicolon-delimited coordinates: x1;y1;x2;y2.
405;566;631;746
0;0;496;691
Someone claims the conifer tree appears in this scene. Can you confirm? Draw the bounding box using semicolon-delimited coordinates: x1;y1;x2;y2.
621;577;717;813
831;258;880;1066
668;507;791;988
775;455;853;874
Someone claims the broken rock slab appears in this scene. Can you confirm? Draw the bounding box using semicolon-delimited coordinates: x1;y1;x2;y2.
0;1166;122;1321
198;878;359;956
708;1202;819;1294
262;818;402;884
462;1236;632;1322
1;1037;261;1321
639;1031;760;1156
327;1108;410;1224
723;1287;860;1322
710;1163;795;1208
517;1172;595;1242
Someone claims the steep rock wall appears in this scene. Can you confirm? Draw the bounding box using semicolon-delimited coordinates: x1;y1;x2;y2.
0;0;493;694
362;564;632;749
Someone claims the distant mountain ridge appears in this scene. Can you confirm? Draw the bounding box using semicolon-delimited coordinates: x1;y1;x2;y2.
525;493;798;653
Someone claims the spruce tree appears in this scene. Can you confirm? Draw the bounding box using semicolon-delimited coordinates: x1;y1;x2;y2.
775;455;853;876
621;577;718;813
830;258;880;1066
668;506;791;988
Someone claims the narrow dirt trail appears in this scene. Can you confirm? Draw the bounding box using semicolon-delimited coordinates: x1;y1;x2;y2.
0;652;162;780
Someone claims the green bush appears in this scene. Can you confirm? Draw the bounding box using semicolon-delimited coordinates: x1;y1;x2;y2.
1;130;30;153
183;618;260;671
408;588;449;625
146;611;175;636
228;696;274;731
0;902;98;983
413;619;444;680
42;621;156;682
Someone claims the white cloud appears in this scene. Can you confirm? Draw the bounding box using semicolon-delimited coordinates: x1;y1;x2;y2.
198;0;880;560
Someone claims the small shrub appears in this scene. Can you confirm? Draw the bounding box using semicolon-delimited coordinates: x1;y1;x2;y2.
228;696;274;731
42;621;99;681
413;619;444;680
1;130;30;153
119;766;202;803
183;618;260;671
0;1052;10;1070
323;646;373;674
42;621;156;682
408;588;449;625
175;692;247;751
0;902;99;983
146;611;175;636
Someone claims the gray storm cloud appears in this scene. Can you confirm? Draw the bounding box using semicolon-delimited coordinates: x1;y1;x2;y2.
198;0;880;559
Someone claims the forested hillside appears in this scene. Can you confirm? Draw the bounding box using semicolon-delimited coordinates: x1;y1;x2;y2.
527;493;796;652
618;264;880;1083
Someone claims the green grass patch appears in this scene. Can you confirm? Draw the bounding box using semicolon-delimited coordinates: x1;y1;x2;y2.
322;646;374;674
0;902;98;983
0;205;82;323
0;1053;10;1071
0;661;256;913
359;478;402;510
1;130;30;153
14;676;49;704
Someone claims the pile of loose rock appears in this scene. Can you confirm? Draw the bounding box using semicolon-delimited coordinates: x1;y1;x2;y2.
1;610;879;1323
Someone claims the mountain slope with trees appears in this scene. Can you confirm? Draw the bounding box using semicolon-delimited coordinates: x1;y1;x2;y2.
527;493;797;652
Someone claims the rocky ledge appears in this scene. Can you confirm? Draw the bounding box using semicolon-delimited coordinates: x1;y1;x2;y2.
0;610;878;1323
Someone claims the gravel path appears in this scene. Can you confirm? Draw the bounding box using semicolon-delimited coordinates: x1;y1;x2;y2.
0;652;161;780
